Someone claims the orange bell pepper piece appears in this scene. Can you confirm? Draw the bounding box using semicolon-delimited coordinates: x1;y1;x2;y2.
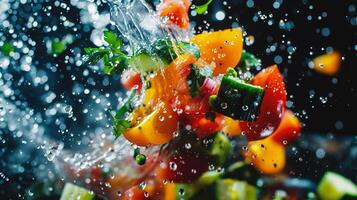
312;51;341;76
190;28;243;75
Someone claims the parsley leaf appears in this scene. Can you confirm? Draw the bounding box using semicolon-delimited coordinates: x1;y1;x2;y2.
236;51;261;81
187;64;213;97
195;0;213;15
112;118;132;139
110;88;137;139
238;51;261;70
84;30;128;75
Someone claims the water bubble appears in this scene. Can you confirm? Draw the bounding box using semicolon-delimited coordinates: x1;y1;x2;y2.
178;188;185;196
242;105;249;111
185;143;192;149
169;162;177;171
220;102;228;109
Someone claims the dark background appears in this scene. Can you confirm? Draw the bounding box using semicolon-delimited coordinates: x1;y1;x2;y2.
0;0;356;199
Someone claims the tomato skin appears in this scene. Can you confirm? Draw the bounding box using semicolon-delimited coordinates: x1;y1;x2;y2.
155;152;210;183
122;186;146;200
157;0;190;29
240;65;287;141
271;110;301;144
121;69;142;91
191;114;224;138
244;136;286;174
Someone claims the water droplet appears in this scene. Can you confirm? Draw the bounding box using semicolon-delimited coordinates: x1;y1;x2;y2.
242;105;249;111
169;162;177;171
178;188;185;196
185;143;192;149
220;102;228;109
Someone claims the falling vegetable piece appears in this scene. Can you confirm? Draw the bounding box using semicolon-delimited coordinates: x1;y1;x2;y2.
215;179;257;200
195;0;213;15
123;101;178;146
60;183;95;200
317;171;357;200
222;117;241;136
240;65;287;141
271;109;301;144
190;28;243;75
311;51;341;76
211;75;265;121
244;136;286;174
157;0;191;29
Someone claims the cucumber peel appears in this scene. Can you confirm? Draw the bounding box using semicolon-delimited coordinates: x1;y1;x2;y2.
216;179;257;200
212;75;264;121
317;172;357;200
60;183;95;200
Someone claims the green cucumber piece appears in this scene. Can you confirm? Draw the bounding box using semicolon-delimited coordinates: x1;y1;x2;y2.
197;171;224;186
176;184;196;200
60;183;95;200
129;40;200;73
177;41;200;58
216;179;257;200
212;75;264;121
317;172;357;200
224;161;259;185
128;50;167;72
210;132;232;165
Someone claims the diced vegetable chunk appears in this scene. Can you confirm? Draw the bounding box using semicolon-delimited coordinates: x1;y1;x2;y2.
317;172;357;200
60;183;95;200
212;75;264;121
216;179;257;200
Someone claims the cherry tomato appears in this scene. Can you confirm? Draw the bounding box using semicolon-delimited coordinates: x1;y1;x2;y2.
240;65;287;141
121;69;142;91
271;110;301;144
155;152;210;183
157;0;191;29
244;136;286;174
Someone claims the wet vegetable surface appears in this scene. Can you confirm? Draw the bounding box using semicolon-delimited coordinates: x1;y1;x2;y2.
0;0;356;199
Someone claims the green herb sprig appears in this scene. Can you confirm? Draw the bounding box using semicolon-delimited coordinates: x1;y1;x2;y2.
110;88;137;139
84;30;128;75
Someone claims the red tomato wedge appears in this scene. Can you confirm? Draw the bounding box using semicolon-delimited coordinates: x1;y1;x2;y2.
240;65;287;141
271;109;301;144
157;0;191;29
121;69;142;91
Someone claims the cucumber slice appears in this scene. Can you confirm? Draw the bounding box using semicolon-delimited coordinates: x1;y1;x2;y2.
216;179;257;200
197;171;224;186
60;183;95;200
212;76;264;121
210;132;232;165
224;162;259;185
317;172;357;200
129;40;200;73
128;50;167;72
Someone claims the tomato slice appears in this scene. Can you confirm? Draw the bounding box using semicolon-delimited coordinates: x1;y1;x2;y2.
240;65;287;141
271;110;301;144
121;69;142;91
157;0;191;29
